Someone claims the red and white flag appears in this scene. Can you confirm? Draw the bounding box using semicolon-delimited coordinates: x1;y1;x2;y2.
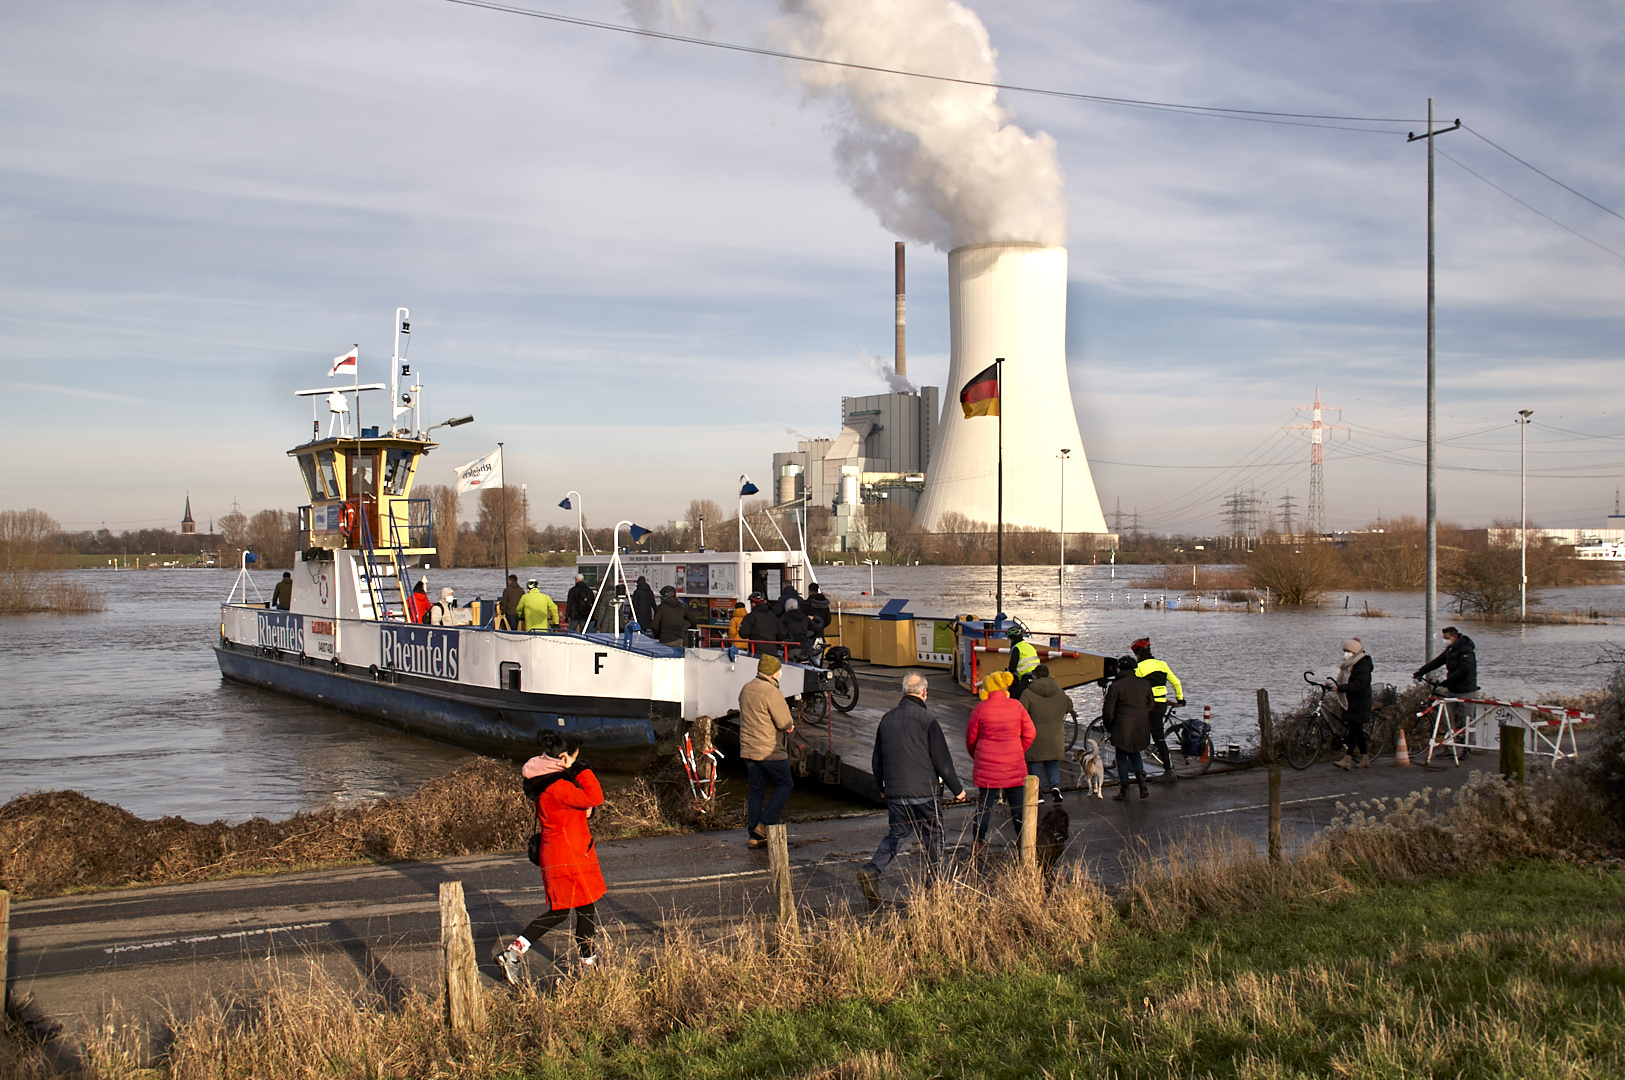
329;346;358;378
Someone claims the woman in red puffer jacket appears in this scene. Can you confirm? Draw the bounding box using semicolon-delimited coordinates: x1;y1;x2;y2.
495;732;607;984
966;670;1036;850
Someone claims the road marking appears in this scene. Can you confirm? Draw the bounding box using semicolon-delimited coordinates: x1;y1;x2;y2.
1179;793;1354;819
105;921;331;955
615;869;769;889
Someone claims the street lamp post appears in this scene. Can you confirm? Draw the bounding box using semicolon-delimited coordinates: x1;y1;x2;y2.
1518;409;1533;621
738;475;759;553
1058;448;1070;623
559;492;584;556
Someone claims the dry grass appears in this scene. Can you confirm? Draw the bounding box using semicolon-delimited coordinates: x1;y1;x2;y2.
1133;565;1253;592
3;767;1621;1078
0;762;689;899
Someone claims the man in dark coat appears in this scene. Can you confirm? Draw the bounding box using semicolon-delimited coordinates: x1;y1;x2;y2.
499;573;524;629
647;585;695;647
804;583;832;641
738;592;786;659
630;576;657;631
777;586;811;659
1103;656;1153;800
1414;627;1479;695
271;572;292;610
857;673;967;904
565;574;594;633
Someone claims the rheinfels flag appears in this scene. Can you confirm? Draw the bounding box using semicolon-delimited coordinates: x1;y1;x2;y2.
454;448;503;493
959;362;1000;418
329;346;358;377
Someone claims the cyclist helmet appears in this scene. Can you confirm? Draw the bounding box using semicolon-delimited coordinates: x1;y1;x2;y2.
1130;637;1151;652
1117;655;1138;676
660;585;677;597
1007;625;1025;643
748;591;767;605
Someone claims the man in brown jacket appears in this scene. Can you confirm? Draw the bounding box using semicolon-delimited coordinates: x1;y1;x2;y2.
738;654;795;849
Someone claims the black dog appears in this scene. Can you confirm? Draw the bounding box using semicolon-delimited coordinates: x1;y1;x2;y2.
1034;806;1071;891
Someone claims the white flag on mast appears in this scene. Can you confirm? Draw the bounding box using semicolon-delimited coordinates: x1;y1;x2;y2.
454;448;503;493
329;346;358;377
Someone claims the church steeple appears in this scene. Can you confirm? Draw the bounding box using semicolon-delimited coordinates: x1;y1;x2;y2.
182;495;196;535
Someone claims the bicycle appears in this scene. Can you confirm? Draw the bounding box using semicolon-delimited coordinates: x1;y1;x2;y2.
1413;676;1492;768
1284;670;1394;769
1085;702;1213;777
798;638;859;719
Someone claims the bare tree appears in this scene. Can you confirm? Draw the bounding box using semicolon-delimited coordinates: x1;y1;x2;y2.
422;484;460;567
476;487;527;569
1246;541;1343;605
246;509;298;568
0;509;60;563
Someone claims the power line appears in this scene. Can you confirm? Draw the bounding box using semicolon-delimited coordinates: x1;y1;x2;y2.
1438;148;1625;264
1465;126;1625;224
437;0;1421;132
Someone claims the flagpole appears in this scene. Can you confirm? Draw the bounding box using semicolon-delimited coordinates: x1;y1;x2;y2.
996;357;1004;618
499;442;509;586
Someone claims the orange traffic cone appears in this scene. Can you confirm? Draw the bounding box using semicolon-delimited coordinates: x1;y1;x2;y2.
1393;726;1413;767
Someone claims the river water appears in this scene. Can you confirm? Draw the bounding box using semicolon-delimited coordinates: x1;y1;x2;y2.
2;564;1620;822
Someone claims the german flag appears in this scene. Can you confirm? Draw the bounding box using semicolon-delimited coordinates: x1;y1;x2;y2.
959;362;1000;418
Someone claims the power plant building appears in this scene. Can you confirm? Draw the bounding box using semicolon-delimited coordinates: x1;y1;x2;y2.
771;388;938;551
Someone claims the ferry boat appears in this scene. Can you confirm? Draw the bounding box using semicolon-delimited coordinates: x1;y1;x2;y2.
214;313;815;766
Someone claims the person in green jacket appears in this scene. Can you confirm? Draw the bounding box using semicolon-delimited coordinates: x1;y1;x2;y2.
1020;664;1073;803
516;579;560;632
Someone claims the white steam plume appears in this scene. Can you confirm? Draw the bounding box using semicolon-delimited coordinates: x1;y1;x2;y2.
770;0;1067;251
861;350;917;394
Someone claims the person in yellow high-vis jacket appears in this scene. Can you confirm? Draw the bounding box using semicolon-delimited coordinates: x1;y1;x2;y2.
1006;626;1041;701
1131;637;1184;780
517;580;561;631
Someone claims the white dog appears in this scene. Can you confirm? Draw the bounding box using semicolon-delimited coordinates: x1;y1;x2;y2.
1076;739;1106;799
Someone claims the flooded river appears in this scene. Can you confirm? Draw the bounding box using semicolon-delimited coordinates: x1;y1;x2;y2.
2;563;1620;822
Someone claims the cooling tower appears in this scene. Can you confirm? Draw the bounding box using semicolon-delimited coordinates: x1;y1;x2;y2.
915;242;1108;535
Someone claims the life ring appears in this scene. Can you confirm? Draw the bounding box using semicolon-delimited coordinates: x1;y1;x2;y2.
340;503;356;536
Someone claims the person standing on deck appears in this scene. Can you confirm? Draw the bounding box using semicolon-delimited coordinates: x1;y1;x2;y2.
804;583;831;642
1130;637;1185;781
778;586;811;660
496;732;605;983
271;572;292;610
516;579;560;631
565;574;594;633
408;579;432;623
648;585;695;647
499;574;524;630
856;673;967;907
630;576;657;632
738;654;795;850
739;592;786;659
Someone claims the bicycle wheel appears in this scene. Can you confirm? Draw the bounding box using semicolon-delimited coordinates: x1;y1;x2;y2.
1362;711;1392;760
1284;717;1325;770
1063;708;1081;753
798;689;829;727
829;662;859;713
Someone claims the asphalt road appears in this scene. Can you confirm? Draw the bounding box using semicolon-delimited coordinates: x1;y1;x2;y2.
6;751;1489;1064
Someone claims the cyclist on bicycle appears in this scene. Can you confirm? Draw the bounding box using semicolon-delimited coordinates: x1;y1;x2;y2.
1331;637;1374;770
1007;625;1040;700
1130;637;1184;781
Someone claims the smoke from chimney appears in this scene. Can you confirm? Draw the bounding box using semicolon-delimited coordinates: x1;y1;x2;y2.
769;0;1067;251
862;350;916;395
894;241;906;378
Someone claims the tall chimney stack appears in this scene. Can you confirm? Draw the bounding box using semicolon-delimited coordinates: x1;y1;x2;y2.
894;241;906;379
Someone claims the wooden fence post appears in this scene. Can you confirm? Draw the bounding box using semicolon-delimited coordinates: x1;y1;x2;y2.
767;823;799;942
439;881;487;1034
1257;688;1273;762
1267;767;1282;866
1;888;9;1013
1500;724;1526;784
1020;775;1040;868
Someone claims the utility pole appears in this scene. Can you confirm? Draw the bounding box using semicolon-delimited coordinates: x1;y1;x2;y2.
1288;389;1346;537
1518;409;1533;621
1278;491;1297;538
1409;99;1462;661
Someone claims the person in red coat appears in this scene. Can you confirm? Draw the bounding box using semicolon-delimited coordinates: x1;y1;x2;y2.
496;732;607;984
966;670;1036;852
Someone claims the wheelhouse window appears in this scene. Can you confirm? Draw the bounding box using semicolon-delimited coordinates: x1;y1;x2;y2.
297;454;321;500
316;451;341;498
349;452;378;497
383;449;415;495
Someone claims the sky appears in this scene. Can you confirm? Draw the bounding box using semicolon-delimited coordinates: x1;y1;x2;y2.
3;0;1623;537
